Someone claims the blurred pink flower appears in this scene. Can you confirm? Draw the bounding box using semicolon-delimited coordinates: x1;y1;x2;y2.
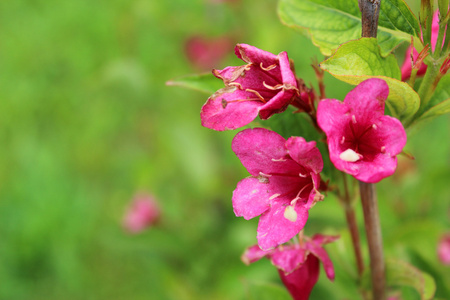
232;128;323;250
242;234;338;300
201;44;298;131
185;35;233;71
123;194;161;233
317;78;407;183
401;10;445;81
438;233;450;265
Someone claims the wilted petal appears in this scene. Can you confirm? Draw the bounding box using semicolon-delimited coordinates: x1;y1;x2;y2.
235;43;278;66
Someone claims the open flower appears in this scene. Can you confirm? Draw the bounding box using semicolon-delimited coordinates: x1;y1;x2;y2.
317;78;406;183
232;128;324;250
201;44;298;131
123;193;161;233
242;234;338;300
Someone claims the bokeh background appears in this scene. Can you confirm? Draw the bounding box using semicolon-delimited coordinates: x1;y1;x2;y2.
0;0;448;299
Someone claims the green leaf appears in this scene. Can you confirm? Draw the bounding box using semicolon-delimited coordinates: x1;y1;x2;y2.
320;38;420;122
166;73;222;94
385;258;436;300
278;0;421;57
244;280;292;300
418;99;450;121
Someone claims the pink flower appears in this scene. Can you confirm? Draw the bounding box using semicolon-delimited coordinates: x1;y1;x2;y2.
123;194;161;233
317;78;407;183
201;44;298;131
242;234;338;300
438;234;450;265
401;10;445;81
184;35;233;71
231;128;324;250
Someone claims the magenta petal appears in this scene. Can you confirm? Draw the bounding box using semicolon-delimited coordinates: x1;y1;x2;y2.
241;244;273;265
353;154;398;183
232;177;271;220
306;241;335;280
201;88;262;131
235;44;278;65
257;201;309;250
278;254;320;300
344;78;389;121
373;116;407;155
317;99;350;136
278;51;297;86
285;137;323;174
270;245;306;274
258;89;295;120
232;128;297;176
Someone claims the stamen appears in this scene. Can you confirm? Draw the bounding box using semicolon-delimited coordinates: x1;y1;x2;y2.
298;173;307;178
245;88;266;102
262;81;283;90
340;136;346;144
339;149;361;162
380;146;386;153
284;205;298;222
271;157;287;162
352;115;357;124
269;193;280;200
372;124;377;130
260;62;277;71
259;172;272;178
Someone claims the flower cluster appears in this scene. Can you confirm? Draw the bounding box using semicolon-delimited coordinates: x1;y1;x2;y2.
200;43;408;298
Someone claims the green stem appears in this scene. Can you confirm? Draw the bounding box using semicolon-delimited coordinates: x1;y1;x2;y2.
416;61;440;112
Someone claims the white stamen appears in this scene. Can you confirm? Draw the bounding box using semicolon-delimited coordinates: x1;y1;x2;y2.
352;115;357;124
298;173;307;178
284;205;298;222
381;146;386;153
251;189;259;195
341;136;346;144
271;157;287;162
269;193;280;200
339;149;361;162
372;124;377;130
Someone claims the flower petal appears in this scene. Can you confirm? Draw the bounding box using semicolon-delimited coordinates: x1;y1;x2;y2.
352;153;398;183
278;254;320;300
343;78;389;121
235;44;278;66
372;115;407;156
232;177;271;220
257;201;309;250
270;245;306;274
317;98;350;137
232;128;299;176
306;240;335;280
241;244;273;265
201;87;262;131
285;137;323;174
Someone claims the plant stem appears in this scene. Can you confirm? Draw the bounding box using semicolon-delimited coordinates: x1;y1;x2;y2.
360;182;385;300
358;0;381;37
358;2;386;299
342;174;365;277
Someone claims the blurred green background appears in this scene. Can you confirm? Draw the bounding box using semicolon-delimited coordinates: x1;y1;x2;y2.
0;0;448;299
